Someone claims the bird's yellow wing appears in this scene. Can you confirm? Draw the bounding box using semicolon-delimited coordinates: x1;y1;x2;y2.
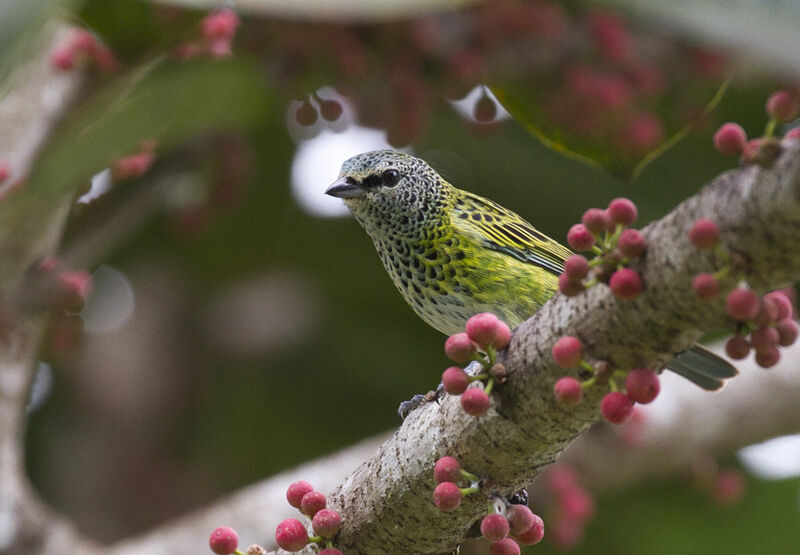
451;190;572;275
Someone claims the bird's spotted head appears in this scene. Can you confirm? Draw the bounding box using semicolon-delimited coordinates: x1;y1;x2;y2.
326;150;447;237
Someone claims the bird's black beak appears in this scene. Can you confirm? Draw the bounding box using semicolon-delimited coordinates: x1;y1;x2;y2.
325;176;366;199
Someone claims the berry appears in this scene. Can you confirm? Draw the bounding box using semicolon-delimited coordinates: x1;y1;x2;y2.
481;513;510;542
209;526;238;555
787;127;800;139
713;123;747;155
567;224;595;251
275;518;308;551
625;369;660;404
300;490;327;517
766;91;799;123
466;312;500;348
552;336;582;368
56;270;93;312
442;367;470;395
688;218;719;249
618;112;664;153
513;513;544;545
546;466;579;494
606;198;637;226
755;345;780;368
581;208;608;235
507;504;536;536
461;387;490;416
112;151;155;181
202;9;240;40
445;332;476;363
750;326;779;352
286;481;314;508
713;470;746;505
617;229;646;258
609;268;643;300
600;392;634;424
434;456;461;484
765;291;794;321
725;335;750;359
433;481;462;511
560;488;595;521
312;509;342;538
726;288;760;320
553;377;583;405
0;160;8;181
692;273;720;300
295;100;318;126
489;538;521;555
564;254;590;281
558;273;584;296
318;550;343;555
50;45;74;70
776;318;798;346
493;321;512;350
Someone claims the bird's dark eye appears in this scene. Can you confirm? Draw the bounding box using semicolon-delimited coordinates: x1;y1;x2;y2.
382;169;401;187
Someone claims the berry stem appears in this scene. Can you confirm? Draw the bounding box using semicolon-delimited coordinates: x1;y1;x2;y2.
581;376;596;389
460;486;480;497
579;360;595;374
486;501;496;514
712;265;731;281
484;377;495;396
609;378;619;392
309;535;323;543
764;117;777;138
487;345;497;366
460;469;480;482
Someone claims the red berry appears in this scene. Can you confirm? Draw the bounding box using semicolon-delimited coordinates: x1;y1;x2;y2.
725;335;750;359
319;98;344;121
776;318;798;346
609;268;643;300
481;513;510;542
318;550;344;555
766;91;799;123
581;208;609;235
713;123;747;155
625;369;660;404
755;345;780;368
493;321;512;350
552;336;582;367
489;538;521;555
560;488;595;521
600;392;634;424
750;326;779;352
726;288;760;320
295;100;318;126
433;482;462;511
460;387;490;416
688;218;719;249
286;481;314;508
209;526;238;555
513;513;544;545
692;273;720;300
507;504;536;536
713;470;746;505
50;45;74;70
553;377;583;405
300;490;327;517
202;9;240;41
434;456;462;484
618;112;664;153
275;518;309;551
765;291;794;321
442;367;470;395
546;466;578;494
606;198;637;226
466;312;500;348
617;229;646;258
567;224;595;251
57;270;93;312
558;273;584;296
312;509;342;538
445;332;476;363
787;127;800;139
564;254;589;281
741;138;762;164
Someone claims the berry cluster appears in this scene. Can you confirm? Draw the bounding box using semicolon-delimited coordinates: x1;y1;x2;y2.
50;28;116;72
544;466;596;549
687;218;798;367
274;481;343;553
176;8;241;60
552;336;660;424
442;313;512;417
713;90;799;168
562;198;646;301
432;456;544;553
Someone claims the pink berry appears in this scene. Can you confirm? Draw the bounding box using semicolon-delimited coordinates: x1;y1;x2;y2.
552;336;582;368
692;273;720;300
493;321;511;349
461;387;490;416
202;9;240;41
507;504;536;536
725;336;750;359
726;288;760;320
489;538;521;555
481;513;510;542
713;123;747;155
564;255;589;281
765;291;794;321
688;218;719;249
558;273;585;296
286;481;314;508
776;318;798;346
56;270;93;312
312;509;342;538
617;229;646;258
750;326;779;352
755;345;780;368
625;369;660;404
609;268;643;300
209;526;238;555
300;490;327;517
445;332;476;363
546;466;578;494
787;127;800;139
606;198;637;226
514;513;544;545
50;45;75;70
433;481;462;511
434;456;461;484
567;224;595;251
554;377;583;405
318;550;344;555
713;470;746;505
766;91;799;123
581;208;609;235
741;138;762;163
466;312;501;348
275;518;309;551
442;366;470;395
600;392;634;424
560;488;595;521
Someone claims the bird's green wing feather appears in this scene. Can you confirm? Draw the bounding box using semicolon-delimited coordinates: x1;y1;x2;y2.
451;190;572;275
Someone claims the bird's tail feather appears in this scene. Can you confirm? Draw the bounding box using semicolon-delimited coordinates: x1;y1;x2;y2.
668;345;739;391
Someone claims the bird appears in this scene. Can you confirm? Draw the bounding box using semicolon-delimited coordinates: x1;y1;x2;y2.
326;150;737;391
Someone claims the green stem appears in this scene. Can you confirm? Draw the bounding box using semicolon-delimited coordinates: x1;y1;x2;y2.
581;376;596;389
591;245;603;256
713;265;731;280
470;373;489;382
487;345;497;367
460;469;480;482
612;369;628;378
609;378;619;392
487;501;496;515
579;359;595;373
484;377;495;396
765;117;777;138
308;535;323;543
460;486;480;496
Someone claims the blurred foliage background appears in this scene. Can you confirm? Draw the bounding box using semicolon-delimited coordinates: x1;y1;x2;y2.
2;0;798;552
